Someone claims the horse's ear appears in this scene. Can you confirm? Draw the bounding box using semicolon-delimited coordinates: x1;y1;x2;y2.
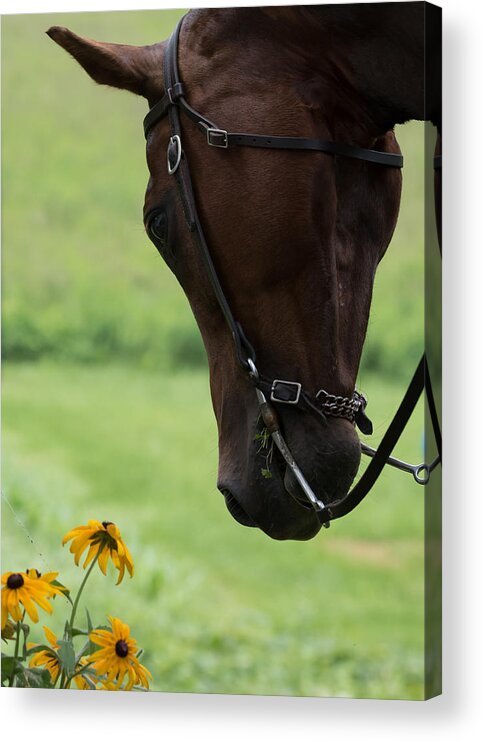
46;26;163;99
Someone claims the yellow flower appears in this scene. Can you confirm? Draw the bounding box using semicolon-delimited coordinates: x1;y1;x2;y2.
62;520;134;584
1;571;64;630
28;625;61;684
89;616;151;690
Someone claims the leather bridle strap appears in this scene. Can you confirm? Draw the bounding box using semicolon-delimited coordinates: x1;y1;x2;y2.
147;101;404;166
161;17;256;369
144;20;403;169
318;354;441;524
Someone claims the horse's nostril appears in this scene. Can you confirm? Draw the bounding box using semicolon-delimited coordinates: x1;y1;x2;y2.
221;489;257;528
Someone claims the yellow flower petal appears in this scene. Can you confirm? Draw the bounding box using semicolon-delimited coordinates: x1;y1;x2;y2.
25;591;53;615
7;589;23;622
115;560;125;586
106;523;121;541
17;589;39;623
82;542;99;569
1;590;9;630
38;571;59;583
70;531;95;564
98;548;109;575
43;625;58;647
62;525;90;545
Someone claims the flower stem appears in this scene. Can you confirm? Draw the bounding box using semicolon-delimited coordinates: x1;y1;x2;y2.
67;549;101;635
59;549;101;690
9;620;22;687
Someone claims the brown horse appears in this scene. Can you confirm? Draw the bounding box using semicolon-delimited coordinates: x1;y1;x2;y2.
48;4;441;541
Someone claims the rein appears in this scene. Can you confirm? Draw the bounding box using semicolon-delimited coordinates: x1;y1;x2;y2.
143;15;441;526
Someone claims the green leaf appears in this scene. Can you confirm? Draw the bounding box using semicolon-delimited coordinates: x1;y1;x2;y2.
26;643;55;656
52;580;72;604
57;639;76;676
1;656;52;688
261;468;273;479
70;628;89;638
75;640;90;664
17;666;53;688
85;610;97;655
64;620;71;640
1;655;21;683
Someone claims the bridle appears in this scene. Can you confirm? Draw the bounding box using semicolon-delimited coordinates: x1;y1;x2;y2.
143;15;442;527
144;16;442;526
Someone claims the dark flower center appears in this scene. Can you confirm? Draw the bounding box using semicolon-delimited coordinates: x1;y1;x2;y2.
7;573;24;589
102;521;113;529
115;640;129;658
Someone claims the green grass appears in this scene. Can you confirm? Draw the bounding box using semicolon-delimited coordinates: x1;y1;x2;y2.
2;363;425;698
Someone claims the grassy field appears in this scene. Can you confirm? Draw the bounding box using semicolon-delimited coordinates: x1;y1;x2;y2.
2;364;424;698
2;9;428;699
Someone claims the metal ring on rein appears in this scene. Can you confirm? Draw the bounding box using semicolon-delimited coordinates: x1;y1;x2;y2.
247;358;259;382
413;464;430;485
167;134;182;175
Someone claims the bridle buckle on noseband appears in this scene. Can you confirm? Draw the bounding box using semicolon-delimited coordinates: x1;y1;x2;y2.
270;379;302;405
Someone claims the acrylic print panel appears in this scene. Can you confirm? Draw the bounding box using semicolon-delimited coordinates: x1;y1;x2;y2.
1;3;441;698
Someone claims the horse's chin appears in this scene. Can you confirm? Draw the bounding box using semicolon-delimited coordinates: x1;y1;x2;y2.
219;481;323;541
219;422;360;540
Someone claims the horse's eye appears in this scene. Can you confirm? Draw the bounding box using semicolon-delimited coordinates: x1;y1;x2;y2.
148;211;168;245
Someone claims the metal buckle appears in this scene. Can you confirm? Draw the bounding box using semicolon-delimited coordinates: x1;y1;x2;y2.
167;83;184;104
271;380;302;405
206;128;228;148
167;135;182;175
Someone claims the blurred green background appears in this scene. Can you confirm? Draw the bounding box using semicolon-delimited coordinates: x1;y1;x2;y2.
2;9;426;698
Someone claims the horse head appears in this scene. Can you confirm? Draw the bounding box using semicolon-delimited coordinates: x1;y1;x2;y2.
48;5;439;540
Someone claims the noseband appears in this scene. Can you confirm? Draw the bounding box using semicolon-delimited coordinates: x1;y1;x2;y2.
144;16;441;526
